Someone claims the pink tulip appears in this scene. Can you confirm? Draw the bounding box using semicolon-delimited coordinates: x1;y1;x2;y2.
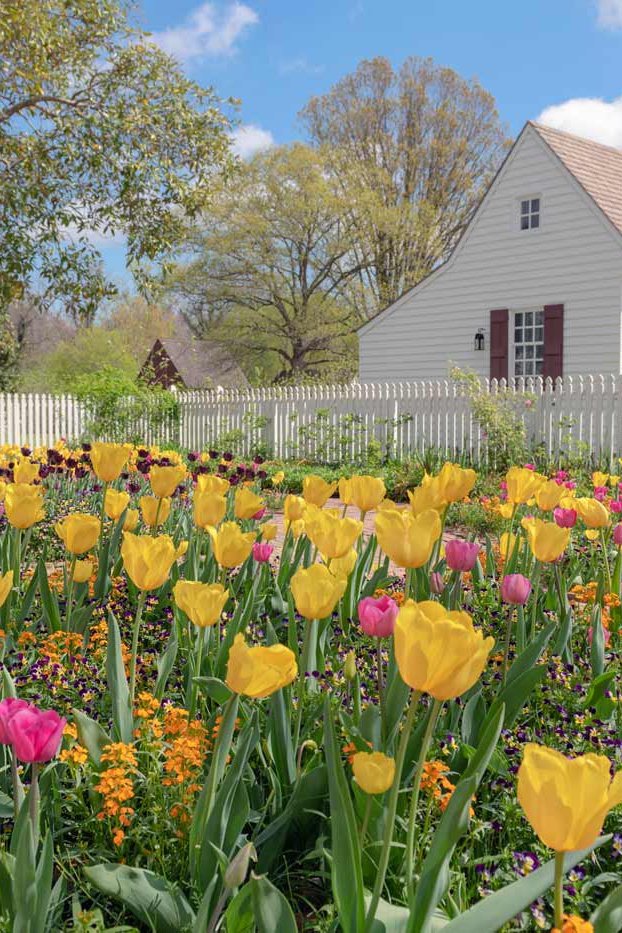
613;524;622;547
610;500;622;514
565;481;577;490
6;706;66;763
445;539;480;572
594;486;608;502
358;595;398;638
252;542;273;563
252;508;266;521
430;572;445;595
0;698;30;744
501;574;532;605
524;463;536;471
588;625;611;647
554;507;577;528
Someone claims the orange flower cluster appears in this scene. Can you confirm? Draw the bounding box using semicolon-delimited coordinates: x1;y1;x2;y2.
420;759;474;816
59;721;88;767
134;692;160;721
570;582;620;608
95;742;138;847
162;707;210;832
38;631;83;664
342;739;372;765
373;587;405;606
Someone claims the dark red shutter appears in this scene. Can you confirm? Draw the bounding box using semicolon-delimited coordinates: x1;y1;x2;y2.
543;304;564;379
490;309;509;381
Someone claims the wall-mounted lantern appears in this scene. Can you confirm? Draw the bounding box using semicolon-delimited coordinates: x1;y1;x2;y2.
474;328;485;351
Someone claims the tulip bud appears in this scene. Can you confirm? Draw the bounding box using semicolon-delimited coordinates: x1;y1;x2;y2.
614;524;622;547
224;842;257;889
553;507;577;528
344;650;357;681
430;572;445;595
358;595;398;637
500;574;532;605
445;539;480;572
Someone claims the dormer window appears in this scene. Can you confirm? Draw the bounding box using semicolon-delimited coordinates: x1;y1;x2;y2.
520;197;540;230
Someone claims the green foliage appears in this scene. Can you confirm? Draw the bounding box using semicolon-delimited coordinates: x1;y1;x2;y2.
20;329;137;393
450;366;530;470
0;0;234;320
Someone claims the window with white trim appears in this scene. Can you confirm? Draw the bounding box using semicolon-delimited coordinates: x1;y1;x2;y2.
520;197;540;230
514;310;544;377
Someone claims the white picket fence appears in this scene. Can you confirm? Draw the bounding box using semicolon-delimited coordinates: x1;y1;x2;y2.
1;374;621;464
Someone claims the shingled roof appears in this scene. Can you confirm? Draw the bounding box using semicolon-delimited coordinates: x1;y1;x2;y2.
531;121;622;236
141;337;248;390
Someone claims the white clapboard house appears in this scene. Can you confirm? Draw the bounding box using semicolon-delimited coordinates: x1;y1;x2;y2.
358;122;622;382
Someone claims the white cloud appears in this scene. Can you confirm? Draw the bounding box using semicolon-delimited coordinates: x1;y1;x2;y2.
151;2;258;62
279;57;325;76
596;0;622;28
231;124;275;159
536;96;622;148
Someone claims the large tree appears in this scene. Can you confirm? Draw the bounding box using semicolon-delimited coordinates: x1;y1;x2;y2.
300;56;510;310
167;144;370;383
0;0;234;329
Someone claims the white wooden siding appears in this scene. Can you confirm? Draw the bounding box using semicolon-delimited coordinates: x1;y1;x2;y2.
359;126;622;381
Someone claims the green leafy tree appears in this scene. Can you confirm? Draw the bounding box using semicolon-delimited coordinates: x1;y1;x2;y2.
167;144;368;383
0;0;235;328
300;56;510;310
102;295;178;365
20;327;138;392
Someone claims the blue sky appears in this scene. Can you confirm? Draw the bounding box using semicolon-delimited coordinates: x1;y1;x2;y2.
101;0;622;282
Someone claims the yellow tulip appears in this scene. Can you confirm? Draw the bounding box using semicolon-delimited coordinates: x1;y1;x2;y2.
290;518;305;539
90;443;129;483
344;649;357;681
290;563;346;620
375;508;441;568
284;494;306;524
0;570;13;607
55;513;101;554
505;466;547;505
378;498;400;511
339;476;354;506
408;478;446;515
140;495;171;528
352;751;396;795
349;475;386;512
13;460;39;484
304;507;363;559
325;548;358;579
535;479;566;511
194;491;226;529
234;486;265;520
585;529;600;542
498;502;514;519
197;474;230;496
226;633;297;698
150;464;186;498
394;600;494;700
173;580;229;627
302;475;338;507
5;484;45;529
593;471;609;488
123;508;139;532
517;744;622;851
525;518;571;562
436;462;477;503
499;531;524;560
104;488;130;521
573;497;610;529
72;560;94;583
271;470;285;486
210;521;255;568
260;522;277;541
121;532;179;590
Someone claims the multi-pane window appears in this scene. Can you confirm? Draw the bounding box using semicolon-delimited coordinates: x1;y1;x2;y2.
520;198;540;230
514;310;544;377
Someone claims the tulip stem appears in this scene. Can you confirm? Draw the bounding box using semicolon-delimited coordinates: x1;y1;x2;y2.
11;754;23;819
189;626;206;717
376;639;385;732
364;690;421;932
129;591;147;707
65;555;77;632
405;698;443;903
553;850;564;929
294;618;317;749
530;561;542;638
29;762;39;847
501;609;514;688
601;528;613;594
98;481;108;552
360;795;372;846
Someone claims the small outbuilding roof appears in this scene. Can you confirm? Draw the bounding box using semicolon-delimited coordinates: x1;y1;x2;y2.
141;337;248;390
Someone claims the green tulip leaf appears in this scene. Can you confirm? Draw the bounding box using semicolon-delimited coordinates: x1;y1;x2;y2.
249;873;298;932
590;881;622;932
84;864;195;933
